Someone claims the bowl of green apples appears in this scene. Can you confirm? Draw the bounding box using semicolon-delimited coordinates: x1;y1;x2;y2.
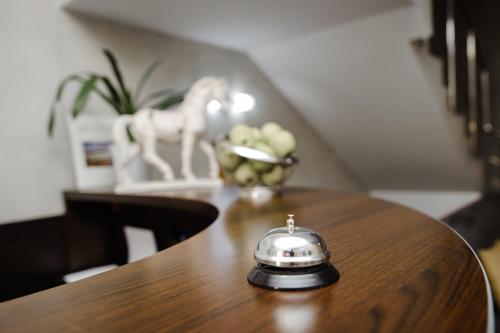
214;122;298;197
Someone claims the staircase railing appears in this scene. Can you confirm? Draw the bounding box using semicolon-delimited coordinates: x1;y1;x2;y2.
430;0;500;192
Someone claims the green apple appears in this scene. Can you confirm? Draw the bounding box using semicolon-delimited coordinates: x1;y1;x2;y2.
234;163;258;187
229;124;255;147
217;151;241;171
251;127;263;142
261;165;284;186
261;122;282;141
250;142;274;172
269;130;296;157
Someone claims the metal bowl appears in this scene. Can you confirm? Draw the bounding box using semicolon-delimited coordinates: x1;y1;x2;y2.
213;136;298;191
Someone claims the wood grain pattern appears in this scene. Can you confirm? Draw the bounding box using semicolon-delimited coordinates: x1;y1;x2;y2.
0;187;488;332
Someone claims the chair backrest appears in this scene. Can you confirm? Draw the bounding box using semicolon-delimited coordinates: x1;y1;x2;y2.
0;216;67;301
63;192;218;266
64;199;128;272
0;192;218;302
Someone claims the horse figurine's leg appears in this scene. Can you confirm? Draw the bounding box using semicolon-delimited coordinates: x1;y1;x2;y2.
198;139;219;179
119;144;140;184
113;114;140;184
142;131;175;181
181;132;196;180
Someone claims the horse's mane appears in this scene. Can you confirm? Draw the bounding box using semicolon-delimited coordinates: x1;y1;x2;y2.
191;76;221;90
159;77;220;112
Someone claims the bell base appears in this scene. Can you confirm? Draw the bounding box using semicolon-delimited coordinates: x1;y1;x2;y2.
247;262;340;290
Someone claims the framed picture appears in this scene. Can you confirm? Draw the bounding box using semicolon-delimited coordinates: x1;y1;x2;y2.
66;112;116;189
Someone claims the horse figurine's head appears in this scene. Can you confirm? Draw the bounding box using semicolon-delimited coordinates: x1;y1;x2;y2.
208;77;229;111
190;76;229;112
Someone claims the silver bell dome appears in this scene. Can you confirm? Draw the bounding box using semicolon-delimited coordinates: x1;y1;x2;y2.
254;214;330;268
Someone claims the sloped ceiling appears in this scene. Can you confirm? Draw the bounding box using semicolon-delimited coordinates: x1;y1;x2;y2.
66;0;409;50
66;0;482;190
250;7;481;190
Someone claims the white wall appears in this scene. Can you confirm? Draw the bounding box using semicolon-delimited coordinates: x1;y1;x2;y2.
250;6;482;191
370;190;480;219
0;0;362;223
53;1;483;193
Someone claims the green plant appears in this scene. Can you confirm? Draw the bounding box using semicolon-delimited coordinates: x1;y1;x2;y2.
48;48;184;136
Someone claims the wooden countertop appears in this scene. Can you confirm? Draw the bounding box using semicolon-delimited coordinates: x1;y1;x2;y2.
0;187;491;332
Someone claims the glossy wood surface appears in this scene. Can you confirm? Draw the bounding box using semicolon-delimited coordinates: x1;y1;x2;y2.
0;187;488;332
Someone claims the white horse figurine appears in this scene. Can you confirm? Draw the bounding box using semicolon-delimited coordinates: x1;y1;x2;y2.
113;76;228;185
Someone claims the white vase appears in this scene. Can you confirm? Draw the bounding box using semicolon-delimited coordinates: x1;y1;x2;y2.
110;144;151;185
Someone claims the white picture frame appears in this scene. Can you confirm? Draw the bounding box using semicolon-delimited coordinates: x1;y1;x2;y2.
66;112;116;189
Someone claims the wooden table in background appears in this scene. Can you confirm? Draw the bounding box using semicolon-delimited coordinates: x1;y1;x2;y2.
0;187;492;332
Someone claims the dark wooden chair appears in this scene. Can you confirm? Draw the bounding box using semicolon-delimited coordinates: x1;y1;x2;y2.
63;192;218;271
0;191;217;302
0;212;128;302
0;216;68;301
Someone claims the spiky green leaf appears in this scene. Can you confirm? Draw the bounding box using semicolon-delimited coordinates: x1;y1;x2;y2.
47;74;86;136
100;76;122;108
103;49;134;114
138;88;176;108
72;76;99;118
134;60;161;101
152;93;184;110
47;101;56;136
